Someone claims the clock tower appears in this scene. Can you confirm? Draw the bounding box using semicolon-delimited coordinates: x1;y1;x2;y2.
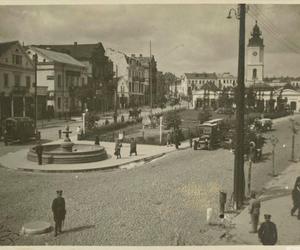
247;21;264;85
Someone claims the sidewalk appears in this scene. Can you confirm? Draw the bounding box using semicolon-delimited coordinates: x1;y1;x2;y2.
0;136;190;173
216;161;300;245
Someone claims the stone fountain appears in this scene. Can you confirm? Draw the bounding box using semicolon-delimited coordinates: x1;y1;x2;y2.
27;126;107;164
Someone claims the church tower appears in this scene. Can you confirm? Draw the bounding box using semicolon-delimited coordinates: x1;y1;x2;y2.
247;21;264;85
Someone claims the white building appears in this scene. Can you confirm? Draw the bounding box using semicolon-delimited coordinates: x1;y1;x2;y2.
246;21;265;86
216;72;237;89
26;46;88;117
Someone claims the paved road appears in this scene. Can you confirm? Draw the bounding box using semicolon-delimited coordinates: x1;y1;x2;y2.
0;114;299;245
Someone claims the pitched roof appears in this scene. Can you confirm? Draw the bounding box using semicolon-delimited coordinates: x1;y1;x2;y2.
185;72;217;79
200;81;219;91
29;46;86;67
0;41;18;57
35;42;105;60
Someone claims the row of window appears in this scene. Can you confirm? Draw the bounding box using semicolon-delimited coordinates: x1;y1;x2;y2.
56;75;85;89
57;97;69;109
2;73;31;88
128;82;144;93
128;69;144;79
189;79;236;84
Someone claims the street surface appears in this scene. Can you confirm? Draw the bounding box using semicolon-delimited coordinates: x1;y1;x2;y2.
0;113;299;245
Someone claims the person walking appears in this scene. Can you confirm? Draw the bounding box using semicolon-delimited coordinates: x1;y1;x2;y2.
35;141;43;165
94;135;100;145
258;214;278;245
51;190;66;237
248;191;261;233
130;138;137;156
291;176;300;219
3;129;8;146
114;139;122;159
166;132;171;146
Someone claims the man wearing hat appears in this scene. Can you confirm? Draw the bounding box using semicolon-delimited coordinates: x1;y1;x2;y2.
258;214;278;245
51;190;66;236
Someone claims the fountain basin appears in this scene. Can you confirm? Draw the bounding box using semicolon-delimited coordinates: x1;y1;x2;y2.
27;144;108;164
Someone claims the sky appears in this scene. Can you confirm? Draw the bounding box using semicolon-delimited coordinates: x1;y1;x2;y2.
1;4;300;77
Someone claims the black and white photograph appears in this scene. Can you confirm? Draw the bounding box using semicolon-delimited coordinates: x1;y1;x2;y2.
0;0;300;246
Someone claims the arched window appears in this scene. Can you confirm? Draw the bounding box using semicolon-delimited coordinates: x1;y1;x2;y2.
252;69;257;80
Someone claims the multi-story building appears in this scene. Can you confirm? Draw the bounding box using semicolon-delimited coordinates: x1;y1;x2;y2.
27;46;88;117
0;41;47;121
105;49;145;108
216;72;237;89
36;42;114;112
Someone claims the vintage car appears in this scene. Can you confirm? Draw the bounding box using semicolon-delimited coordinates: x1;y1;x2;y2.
3;117;38;144
194;122;222;150
254;118;273;131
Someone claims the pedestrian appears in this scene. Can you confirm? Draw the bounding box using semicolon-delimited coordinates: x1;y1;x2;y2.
114;139;122;159
121;115;125;123
51;190;66;237
105;119;109;125
130;138;137;156
291;176;300;219
258;214;278;245
174;129;180;149
3;129;8;146
95;135;100;145
58;129;62;139
35;141;43;165
248;191;261;233
166;132;171;146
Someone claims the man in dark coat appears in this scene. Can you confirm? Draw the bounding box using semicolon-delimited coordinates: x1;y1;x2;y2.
130;138;137;156
291;176;300;219
35;141;43;165
52;190;66;237
258;214;278;245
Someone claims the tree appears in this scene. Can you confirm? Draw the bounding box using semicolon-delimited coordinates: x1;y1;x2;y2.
246;87;256;109
218;87;231;108
165;110;181;130
197;108;212;124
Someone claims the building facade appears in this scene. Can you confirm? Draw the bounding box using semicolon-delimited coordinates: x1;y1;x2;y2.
36;42;114;112
0;41;45;121
27;46;88;118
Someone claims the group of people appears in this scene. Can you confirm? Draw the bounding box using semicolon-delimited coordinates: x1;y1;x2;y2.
114;137;137;159
248;176;300;245
166;129;182;149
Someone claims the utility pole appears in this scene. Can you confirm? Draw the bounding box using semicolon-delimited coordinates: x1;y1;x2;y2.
149;40;153;109
33;53;38;136
228;4;246;209
290;118;299;162
269;135;279;176
114;65;118;123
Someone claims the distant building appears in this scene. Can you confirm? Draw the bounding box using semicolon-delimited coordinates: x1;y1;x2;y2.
192;81;220;109
36;42;114;112
27;46;88;117
105;49;147;108
246;21;265;86
216;72;237;89
0;41;44;121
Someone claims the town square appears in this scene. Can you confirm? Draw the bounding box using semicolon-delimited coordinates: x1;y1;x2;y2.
1;2;300;246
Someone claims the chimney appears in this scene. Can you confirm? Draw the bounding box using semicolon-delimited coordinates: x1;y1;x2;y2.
74;42;78;46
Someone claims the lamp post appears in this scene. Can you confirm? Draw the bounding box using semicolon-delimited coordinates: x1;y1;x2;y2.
247;141;255;197
228;4;246;209
33;53;38;138
289;118;299;162
269;135;279;176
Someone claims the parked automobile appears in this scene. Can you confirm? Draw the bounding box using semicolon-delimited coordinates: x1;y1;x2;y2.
3;117;38;144
194;122;222;150
254;118;273;131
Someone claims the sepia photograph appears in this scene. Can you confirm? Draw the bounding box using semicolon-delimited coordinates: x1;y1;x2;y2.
0;0;300;246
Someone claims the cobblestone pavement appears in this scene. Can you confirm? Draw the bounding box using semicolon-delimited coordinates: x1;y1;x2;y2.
0;113;299;245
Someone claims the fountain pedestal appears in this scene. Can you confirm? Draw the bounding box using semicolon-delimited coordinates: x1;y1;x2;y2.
61;126;74;152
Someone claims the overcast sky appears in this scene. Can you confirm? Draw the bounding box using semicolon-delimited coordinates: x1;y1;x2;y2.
1;4;300;77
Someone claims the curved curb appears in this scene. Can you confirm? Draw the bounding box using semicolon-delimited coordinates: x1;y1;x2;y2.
17;153;167;173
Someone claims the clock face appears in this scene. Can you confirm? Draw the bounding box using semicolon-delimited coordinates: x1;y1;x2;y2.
253;51;258;56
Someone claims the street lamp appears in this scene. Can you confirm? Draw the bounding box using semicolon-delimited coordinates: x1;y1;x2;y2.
289;118;299;162
33;53;39;140
228;4;246;209
269;135;279;177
